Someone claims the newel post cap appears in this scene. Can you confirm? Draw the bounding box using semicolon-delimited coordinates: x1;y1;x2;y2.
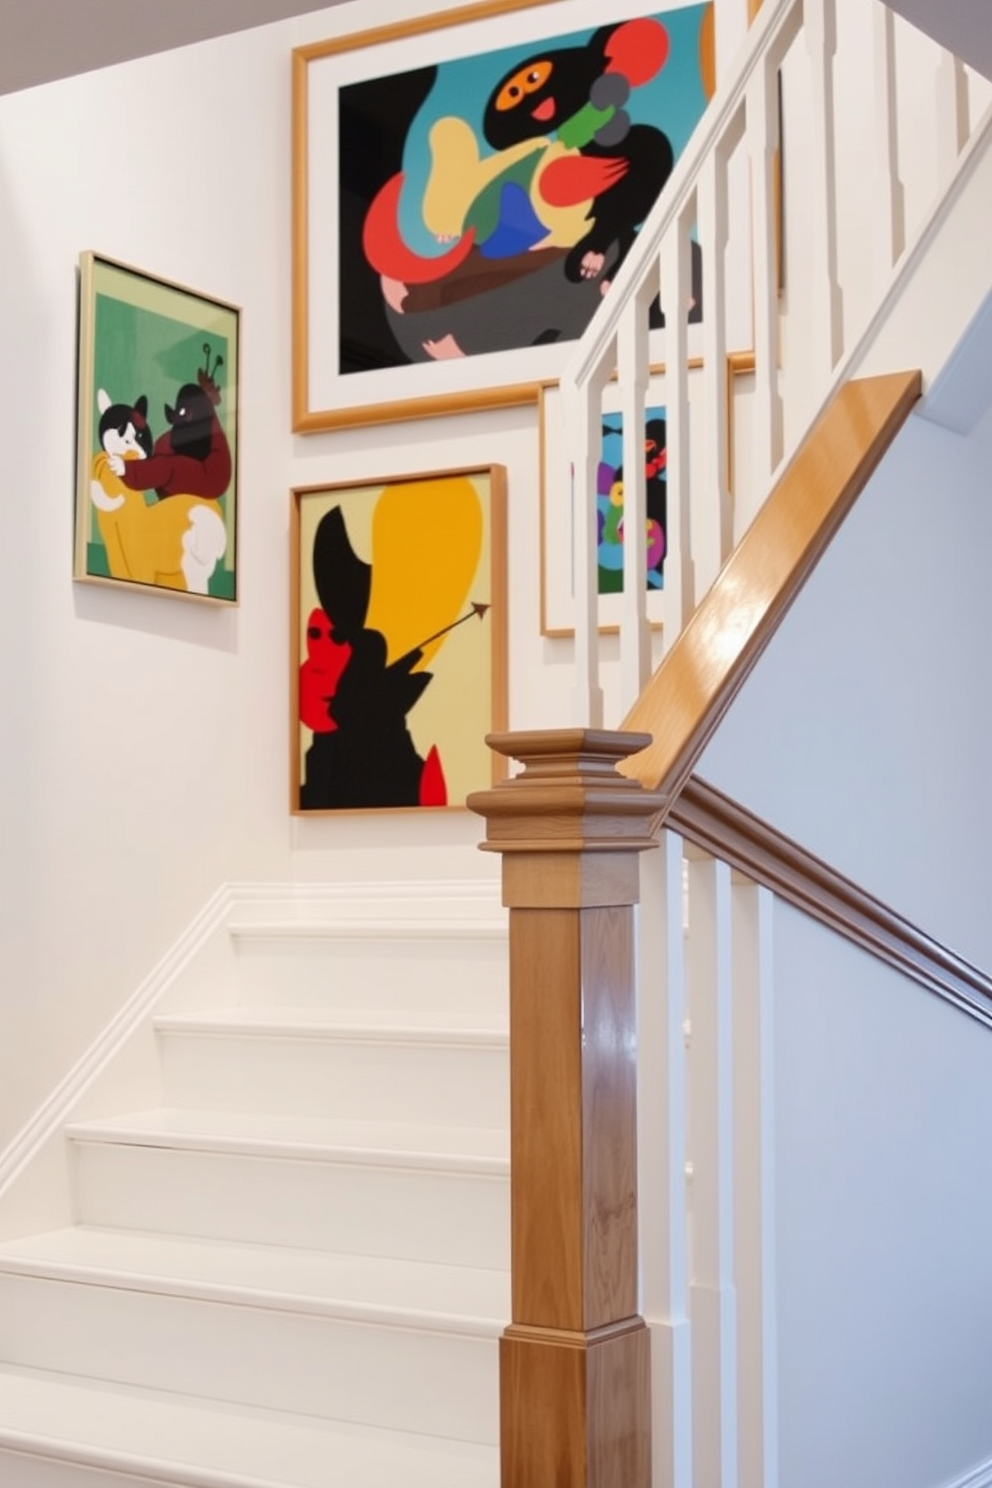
468;731;664;907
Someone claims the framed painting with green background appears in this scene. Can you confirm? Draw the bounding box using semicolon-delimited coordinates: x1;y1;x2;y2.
291;466;507;813
74;252;240;603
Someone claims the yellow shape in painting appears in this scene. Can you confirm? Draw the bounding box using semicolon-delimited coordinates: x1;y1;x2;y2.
366;476;483;668
90;452;227;594
423;117;541;238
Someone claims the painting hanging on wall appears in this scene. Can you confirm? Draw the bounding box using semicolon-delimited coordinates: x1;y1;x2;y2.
291;467;507;813
541;377;673;635
74;252;240;603
292;0;717;431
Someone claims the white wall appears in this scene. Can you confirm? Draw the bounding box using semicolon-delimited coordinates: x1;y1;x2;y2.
772;900;992;1488
700;410;992;971
0;0;599;1150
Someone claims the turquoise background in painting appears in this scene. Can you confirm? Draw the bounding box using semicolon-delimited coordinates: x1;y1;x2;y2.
396;5;708;258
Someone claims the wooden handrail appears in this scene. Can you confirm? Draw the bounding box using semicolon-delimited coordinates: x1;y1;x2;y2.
619;370;921;805
673;774;992;1029
470;370;921;1486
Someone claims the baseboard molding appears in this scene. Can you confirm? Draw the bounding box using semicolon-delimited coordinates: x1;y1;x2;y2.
0;884;236;1201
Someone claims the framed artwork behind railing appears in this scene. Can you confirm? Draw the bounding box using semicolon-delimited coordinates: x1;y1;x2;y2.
292;0;720;431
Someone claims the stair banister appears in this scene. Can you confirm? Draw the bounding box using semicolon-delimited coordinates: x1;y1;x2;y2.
559;0;803;728
557;0;986;732
472;367;921;1487
563;0;797;397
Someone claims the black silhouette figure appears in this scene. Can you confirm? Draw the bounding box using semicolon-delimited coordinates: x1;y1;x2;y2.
300;507;430;810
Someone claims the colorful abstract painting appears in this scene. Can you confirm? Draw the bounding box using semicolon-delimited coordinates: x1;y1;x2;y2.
338;4;711;374
291;468;506;812
74;253;240;602
294;0;716;429
597;407;667;594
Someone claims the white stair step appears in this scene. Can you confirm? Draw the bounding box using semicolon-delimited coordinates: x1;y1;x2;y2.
0;1229;504;1443
0;1370;499;1487
68;1110;509;1268
153;1010;508;1127
229;919;508;1021
0;1227;509;1326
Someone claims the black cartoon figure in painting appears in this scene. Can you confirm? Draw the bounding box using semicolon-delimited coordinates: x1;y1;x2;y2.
300;507;435;809
476;20;674;291
350;14;691;366
108;344;232;503
89;387;228;594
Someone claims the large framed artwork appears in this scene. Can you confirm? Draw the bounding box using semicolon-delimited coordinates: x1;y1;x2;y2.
74;253;240;603
292;0;719;431
291;466;507;813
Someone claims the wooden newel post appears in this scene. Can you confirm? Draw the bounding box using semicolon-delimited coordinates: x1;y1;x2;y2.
469;729;664;1488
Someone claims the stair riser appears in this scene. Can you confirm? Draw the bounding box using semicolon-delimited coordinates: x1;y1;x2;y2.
0;1275;498;1445
72;1143;509;1270
232;938;508;1024
157;1033;509;1127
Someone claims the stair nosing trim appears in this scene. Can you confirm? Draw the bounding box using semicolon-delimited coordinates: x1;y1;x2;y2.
64;1124;510;1175
0;1429;309;1488
0;1257;505;1337
227;919;506;943
152;1017;508;1049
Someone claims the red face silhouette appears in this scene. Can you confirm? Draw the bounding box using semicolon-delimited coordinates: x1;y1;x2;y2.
299;608;351;733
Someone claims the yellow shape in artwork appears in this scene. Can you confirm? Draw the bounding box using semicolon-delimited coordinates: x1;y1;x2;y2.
366;476;483;668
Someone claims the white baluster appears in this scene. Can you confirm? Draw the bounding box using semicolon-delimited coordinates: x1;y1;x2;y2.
662;215;695;645
618;296;651;711
565;371;606;726
687;852;739;1488
804;0;843;375
746;56;783;512
732;881;777;1488
698;149;733;592
935;49;969;183
638;832;693;1488
872;1;904;284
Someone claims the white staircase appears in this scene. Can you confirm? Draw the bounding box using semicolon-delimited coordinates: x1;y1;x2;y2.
0;882;509;1487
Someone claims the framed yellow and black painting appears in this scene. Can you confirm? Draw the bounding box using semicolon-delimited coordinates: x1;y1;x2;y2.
290;466;507;813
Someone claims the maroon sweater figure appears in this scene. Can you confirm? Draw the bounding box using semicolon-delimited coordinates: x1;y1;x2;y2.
120;346;232;502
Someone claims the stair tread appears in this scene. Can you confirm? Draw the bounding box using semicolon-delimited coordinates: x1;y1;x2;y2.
154;1007;508;1041
66;1106;510;1166
0;1226;509;1328
0;1369;499;1486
